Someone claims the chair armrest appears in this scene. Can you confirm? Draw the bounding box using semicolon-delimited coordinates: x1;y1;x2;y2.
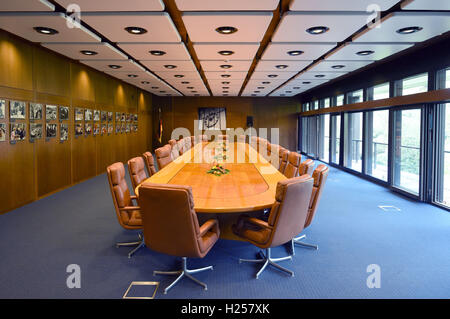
120;206;140;212
242;217;272;230
199;219;219;237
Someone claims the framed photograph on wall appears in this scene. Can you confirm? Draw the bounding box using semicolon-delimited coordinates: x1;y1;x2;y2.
10;123;26;141
107;123;113;134
85;109;92;121
10;101;26;119
115;123;121;134
108;112;113;122
46;123;57;138
75;123;83;136
30;123;43;140
93;123;100;135
85;123;92;135
198;107;226;130
93;110;100;121
46;105;57;121
30;103;43;120
59;106;69;121
101;111;107;122
60;124;68;141
121;123;126;133
115;112;121;122
101;124;107;135
1;100;7;119
75;108;84;121
0;123;6;141
121;113;126;122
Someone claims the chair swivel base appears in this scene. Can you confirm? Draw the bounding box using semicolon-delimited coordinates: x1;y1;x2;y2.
239;248;294;279
290;234;318;255
153;257;213;294
116;233;145;258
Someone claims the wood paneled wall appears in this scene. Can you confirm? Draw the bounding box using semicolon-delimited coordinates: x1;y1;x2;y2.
152;96;300;151
0;30;153;214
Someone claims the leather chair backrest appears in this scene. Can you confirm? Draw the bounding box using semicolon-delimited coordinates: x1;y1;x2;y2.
155;144;173;169
184;136;192;151
284;152;301;178
268;176;314;247
128;157;148;190
299;159;315;176
168;139;177;148
177;139;185;155
279;149;289;173
305;164;329;228
170;142;180;160
107;162;134;227
138;183;205;258
143;152;156;176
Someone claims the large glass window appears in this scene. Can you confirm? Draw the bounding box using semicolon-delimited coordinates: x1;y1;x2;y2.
301;117;308;153
322;98;330;108
393;108;422;195
347;89;364;104
331;114;341;164
303;102;310;112
436;67;450;89
311;100;319;110
395;73;428;96
365;110;389;181
344;112;363;172
434;103;450;208
307;116;318;156
318;114;330;162
367;82;390;100
334;94;344;107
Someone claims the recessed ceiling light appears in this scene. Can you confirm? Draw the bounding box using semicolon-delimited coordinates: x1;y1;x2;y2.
254;91;260;93
287;50;304;56
262;81;270;84
149;50;166;56
108;64;122;69
191;90;197;93
220;65;232;69
302;81;311;84
223;90;229;93
141;81;150;84
222;87;230;89
285;90;292;93
356;50;374;56
125;26;147;35
128;74;138;78
268;74;278;78
315;74;325;78
293;87;300;89
257;87;265;89
221;81;230;84
221;74;231;78
181;81;190;84
276;65;288;69
151;86;159;89
80;50;98;56
215;26;238;35
34;26;58;35
174;74;184;78
187;87;194;89
164;65;177;69
396;26;423;34
159;91;166;93
218;50;234;56
331;65;345;69
306;26;329;35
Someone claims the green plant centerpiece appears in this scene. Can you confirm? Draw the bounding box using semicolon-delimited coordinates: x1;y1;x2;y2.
207;162;230;176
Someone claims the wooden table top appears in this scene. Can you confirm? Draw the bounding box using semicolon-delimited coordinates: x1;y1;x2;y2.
136;142;287;213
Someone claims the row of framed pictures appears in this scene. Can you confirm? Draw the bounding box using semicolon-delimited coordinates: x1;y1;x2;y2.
0;120;139;143
0;100;138;123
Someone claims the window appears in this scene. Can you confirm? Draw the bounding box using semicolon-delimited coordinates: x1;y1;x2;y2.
331;114;341;164
301;117;308;153
365;110;389;181
307;116;318;156
335;94;344;106
318;114;330;162
344;112;363;172
436;67;450;89
434;103;450;208
395;73;428;96
322;98;330;108
303;102;310;112
393;108;422;195
347;89;364;104
367;82;390;100
311;100;319;110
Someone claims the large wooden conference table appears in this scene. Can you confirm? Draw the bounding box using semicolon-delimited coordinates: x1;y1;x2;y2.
136;142;287;239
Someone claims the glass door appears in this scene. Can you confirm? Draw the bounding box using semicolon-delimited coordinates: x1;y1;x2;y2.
365;109;389;181
434;103;450;208
318;114;330;162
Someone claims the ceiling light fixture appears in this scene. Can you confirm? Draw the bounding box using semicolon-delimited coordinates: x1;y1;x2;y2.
306;26;329;35
257;87;265;89
331;65;345;69
254;91;260;93
293;87;300;89
287;50;304;56
315;74;325;78
285;90;292;93
34;26;58;35
80;50;98;56
220;65;232;69
262;81;270;84
275;65;288;69
164;65;177;69
221;81;230;84
125;26;147;35
128;74;138;78
215;26;238;35
181;81;190;84
108;64;122;69
151;86;159;89
149;50;166;56
302;81;311;84
356;50;374;56
221;74;231;78
187;87;194;89
268;74;278;78
174;74;184;78
141;81;150;84
218;50;235;56
396;26;423;34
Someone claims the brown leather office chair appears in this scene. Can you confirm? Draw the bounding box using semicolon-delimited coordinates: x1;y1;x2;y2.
184;136;192;151
168;139;177;148
232;175;314;278
279;148;289;173
143;152;156;176
138;183;220;294
127;157;148;190
155;144;173;169
299;159;315;176
284;152;301;178
291;164;329;254
107;162;144;258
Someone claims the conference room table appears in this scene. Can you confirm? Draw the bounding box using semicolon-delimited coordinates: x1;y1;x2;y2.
136;141;287;240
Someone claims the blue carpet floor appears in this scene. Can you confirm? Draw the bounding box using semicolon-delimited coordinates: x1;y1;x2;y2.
0;164;449;299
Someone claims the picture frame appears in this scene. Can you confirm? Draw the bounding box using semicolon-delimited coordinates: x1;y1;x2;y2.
10;101;26;119
107;123;113;134
85;109;93;121
30;123;43;140
93;123;100;136
30;103;43;120
115;123;121;134
101;124;107;135
115;112;121;122
46;123;57;138
198;107;226;130
59;106;69;121
0;123;6;141
101;111;107;122
85;123;92;135
93;110;100;121
10;123;26;141
121;113;126;122
75;123;84;136
0;100;6;119
108;112;113;122
45;105;58;121
75;108;84;121
60;124;69;141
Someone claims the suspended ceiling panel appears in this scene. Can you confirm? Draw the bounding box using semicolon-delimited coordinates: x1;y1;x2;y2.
118;43;190;60
245;78;287;88
0;0;55;11
207;79;245;88
354;12;450;43
251;71;298;80
204;71;248;80
269;89;298;97
290;78;329;86
55;0;165;11
294;71;347;81
272;12;369;43
155;71;203;82
0;13;100;43
200;60;253;72
308;60;374;73
42;42;127;60
193;43;260;60
327;42;414;61
254;60;311;72
401;0;450;10
82;12;181;43
80;59;147;72
175;0;279;11
289;0;399;11
212;87;241;96
262;43;336;61
141;60;197;72
182;12;273;43
104;70;149;81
